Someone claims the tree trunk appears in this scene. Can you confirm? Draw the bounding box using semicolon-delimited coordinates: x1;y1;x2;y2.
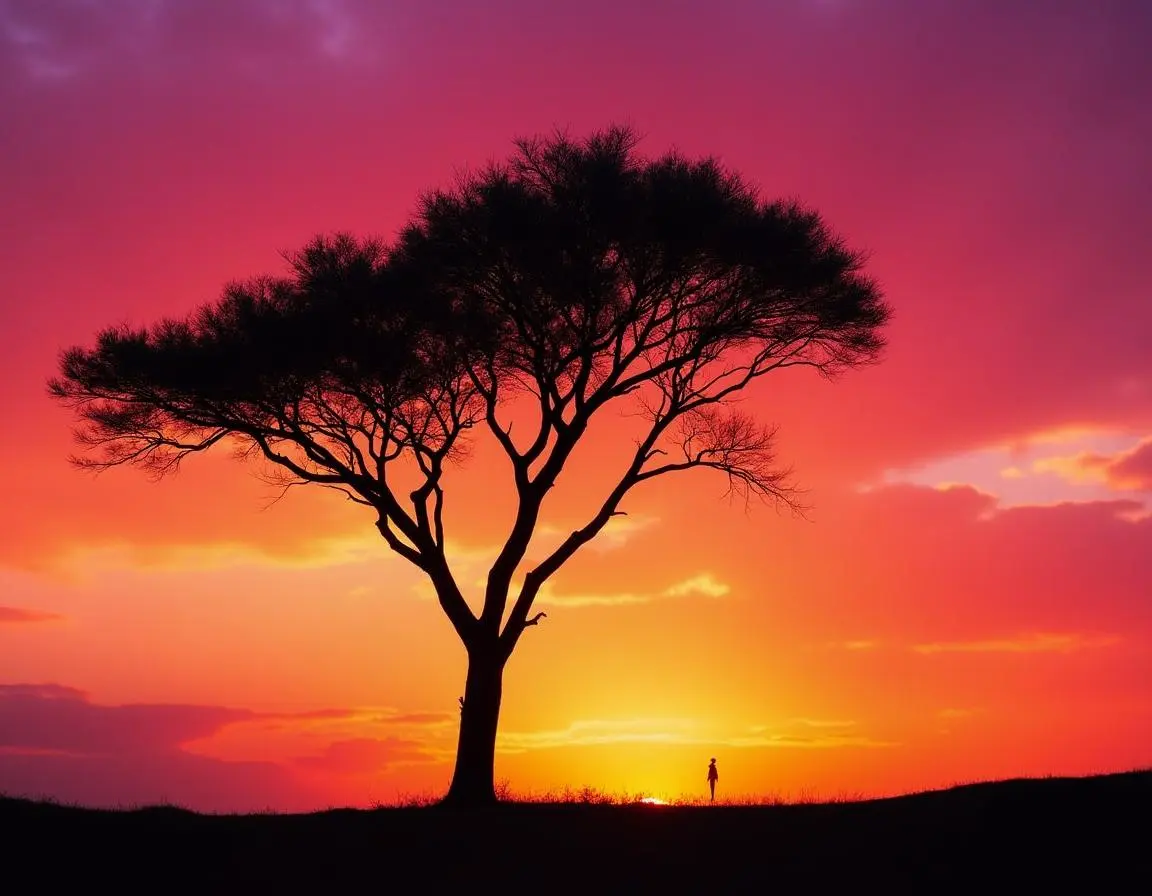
442;644;505;807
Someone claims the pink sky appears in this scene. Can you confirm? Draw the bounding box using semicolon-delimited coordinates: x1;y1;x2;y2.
2;0;1150;811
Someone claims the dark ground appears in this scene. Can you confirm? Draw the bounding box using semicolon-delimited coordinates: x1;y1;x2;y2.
4;770;1149;890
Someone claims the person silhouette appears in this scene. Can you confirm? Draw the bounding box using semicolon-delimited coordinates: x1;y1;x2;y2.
707;757;718;801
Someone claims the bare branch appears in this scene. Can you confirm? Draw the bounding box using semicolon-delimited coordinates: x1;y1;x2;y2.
52;128;888;698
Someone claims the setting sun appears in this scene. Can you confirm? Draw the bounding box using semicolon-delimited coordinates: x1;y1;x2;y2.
1;0;1149;821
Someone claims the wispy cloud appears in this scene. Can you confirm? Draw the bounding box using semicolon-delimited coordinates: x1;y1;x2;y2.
375;710;455;727
913;632;1120;655
0;606;64;624
874;427;1152;512
739;718;894;748
47;533;390;579
497;717;895;753
292;736;438;774
532;513;660;555
727;733;896;749
1033;438;1152;493
498;718;698;752
784;718;858;729
836;639;879;651
937;707;981;720
0;0;383;84
534;573;731;608
584;513;661;551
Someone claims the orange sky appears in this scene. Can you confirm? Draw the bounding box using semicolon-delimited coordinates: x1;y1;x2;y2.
2;0;1151;811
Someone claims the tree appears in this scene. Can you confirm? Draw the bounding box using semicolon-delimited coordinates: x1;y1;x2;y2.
49;126;890;806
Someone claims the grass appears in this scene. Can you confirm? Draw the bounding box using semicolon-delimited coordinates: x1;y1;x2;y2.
4;769;1149;888
378;781;859;808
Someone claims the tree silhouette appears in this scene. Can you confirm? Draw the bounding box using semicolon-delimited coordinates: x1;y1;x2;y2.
49;126;890;806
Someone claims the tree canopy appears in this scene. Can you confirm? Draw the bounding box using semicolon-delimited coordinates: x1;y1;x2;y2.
50;125;890;804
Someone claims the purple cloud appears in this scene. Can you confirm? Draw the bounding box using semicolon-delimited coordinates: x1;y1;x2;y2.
0;682;256;755
0;683;330;811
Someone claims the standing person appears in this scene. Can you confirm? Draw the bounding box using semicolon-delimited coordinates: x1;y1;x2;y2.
707;758;719;801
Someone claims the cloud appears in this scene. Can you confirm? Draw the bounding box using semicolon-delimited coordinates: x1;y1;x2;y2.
0;683;462;809
293;737;437;774
936;708;981;720
1031;452;1112;484
912;632;1120;655
736;718;894;748
68;534;387;575
0;0;384;86
0;606;64;624
498;718;698;752
0;683;85;700
876;428;1152;512
663;574;730;599
0;682;325;811
0;682;257;755
1036;438;1152;492
785;718;858;729
0;449;385;576
377;711;456;726
0;683;447;757
745;480;1152;650
536;514;660;553
839;640;879;651
1109;440;1152;489
535;573;730;608
497;717;894;753
253;707;367;732
727;733;896;749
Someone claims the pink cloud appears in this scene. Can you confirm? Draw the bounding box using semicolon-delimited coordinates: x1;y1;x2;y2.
666;479;1152;648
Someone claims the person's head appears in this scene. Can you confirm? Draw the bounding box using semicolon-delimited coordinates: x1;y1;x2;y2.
710;758;716;764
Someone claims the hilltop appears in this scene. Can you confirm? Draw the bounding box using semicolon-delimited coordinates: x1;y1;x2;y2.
5;770;1148;889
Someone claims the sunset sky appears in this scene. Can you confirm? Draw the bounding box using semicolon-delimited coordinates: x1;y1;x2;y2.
2;0;1150;812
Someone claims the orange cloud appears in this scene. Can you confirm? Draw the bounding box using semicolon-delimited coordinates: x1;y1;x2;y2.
378;711;456;726
912;633;1120;655
1031;438;1152;492
840;640;879;651
0;607;65;624
936;708;981;720
533;573;731;608
496;718;895;753
293;737;438;775
1106;439;1152;490
1031;452;1113;483
0;454;376;576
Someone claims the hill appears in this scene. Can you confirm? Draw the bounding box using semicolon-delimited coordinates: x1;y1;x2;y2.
4;770;1148;889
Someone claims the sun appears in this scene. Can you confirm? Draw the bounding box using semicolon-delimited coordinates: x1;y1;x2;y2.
639;797;667;806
